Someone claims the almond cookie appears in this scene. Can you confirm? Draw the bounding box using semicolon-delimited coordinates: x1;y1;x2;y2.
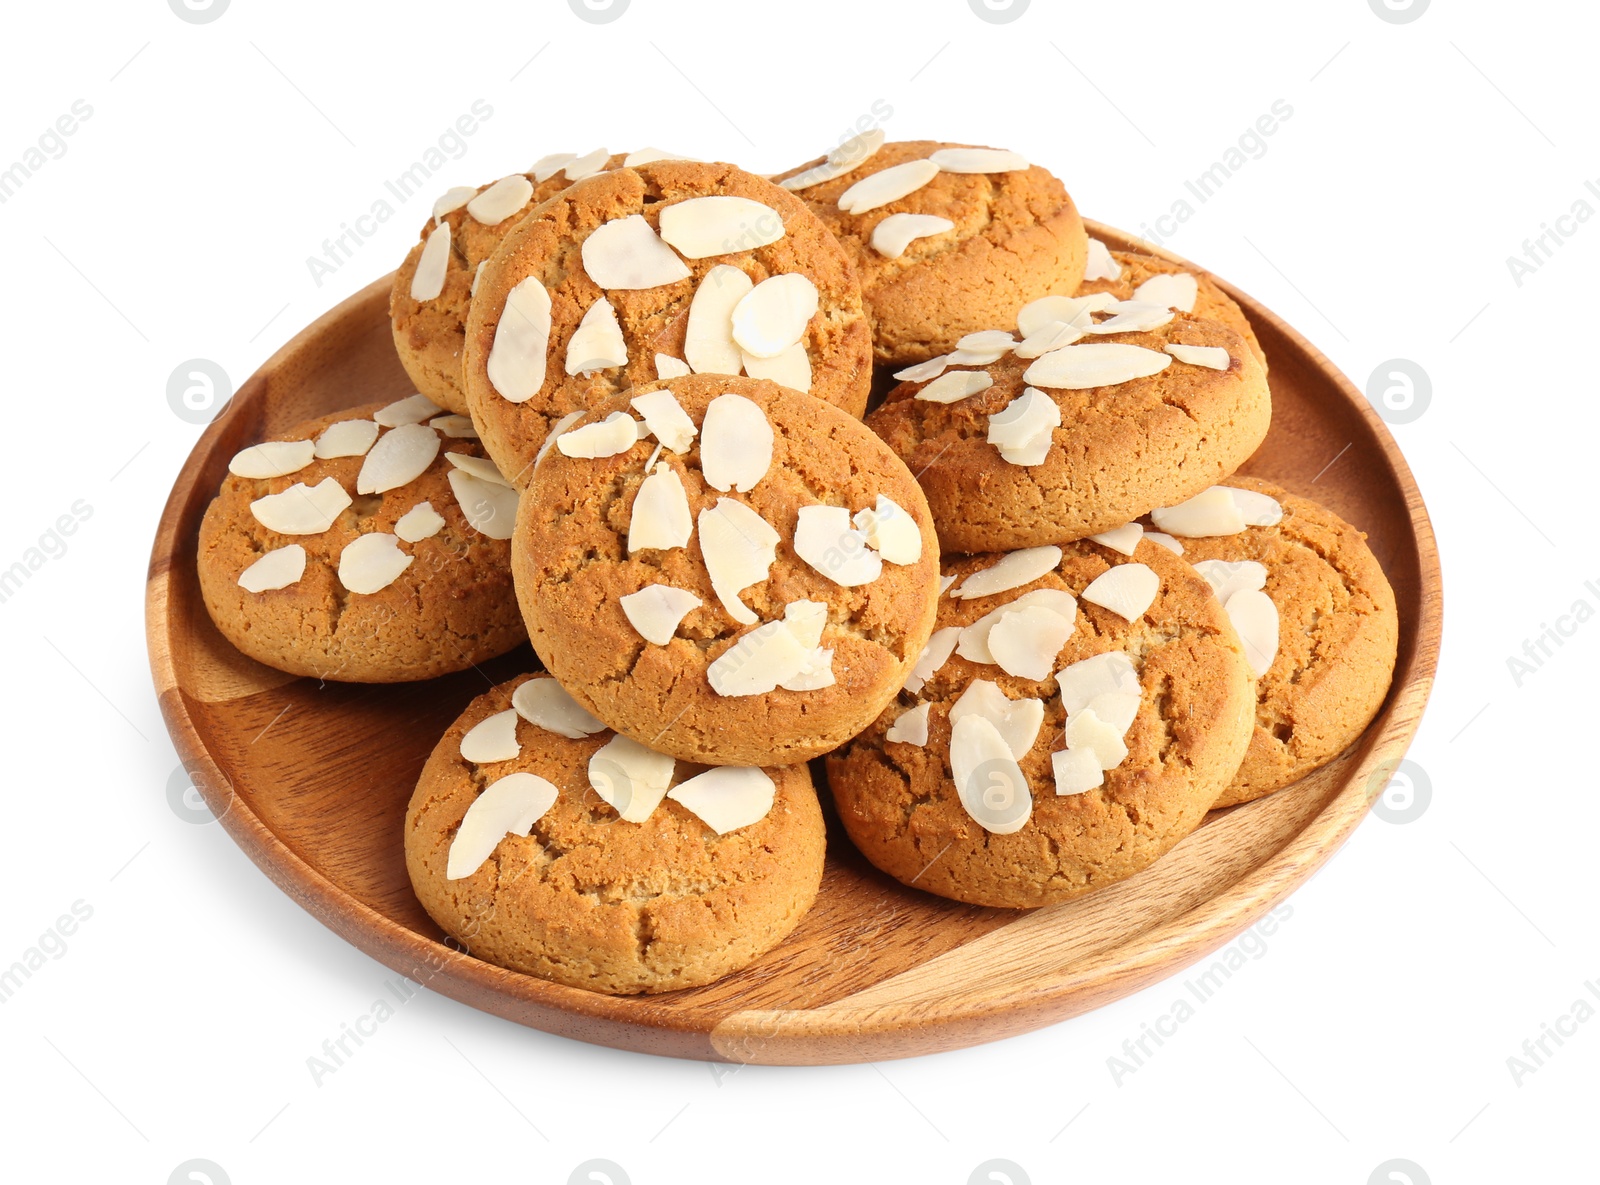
197;396;525;682
826;537;1255;909
514;374;940;767
405;673;825;994
866;303;1271;553
772;137;1088;367
1146;477;1398;806
463;160;874;487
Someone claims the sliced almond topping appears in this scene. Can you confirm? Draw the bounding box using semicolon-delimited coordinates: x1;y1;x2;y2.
904;626;961;694
432;185;477;221
654;353;692;381
446;771;559;880
374;393;445;427
589;734;674;823
893;355;950;383
1063;707;1128;771
870;212;955;258
778;129;886;190
939;573;958;595
395;500;446;543
1165;343;1231;370
852;495;922;565
1058;651;1140;719
987;388;1059;466
582;214;692;290
356;423;440;494
957;330;1017;353
444;452;509;488
986;604;1076;682
630;388;698;453
471;260;486;296
1227;588;1280;678
779;600;833;690
557;411;641;460
511;676;606;738
460;708;520;764
782;644;836;692
486;276;552;403
666;766;775;834
1082;238;1121;281
698;498;779;625
430;415;478;439
1193;559;1268;604
1052;747;1103;795
620;583;702;645
1082;301;1174;335
915;370;992;404
700;393;773;492
1014;320;1086;359
447;469;517;539
249;477;351;535
1090;522;1144;556
730;274;817;359
930;147;1029;173
535;411;584;469
1132;272;1199;313
628;463;693;553
530;152;576;182
1025;343;1173;389
466;174;534;225
950;679;1044;759
1145;531;1184;555
1150;487;1248;537
740;342;811;393
624;147;694;167
838;159;941;215
684;264;754;376
794;505;882;587
957;588;1077;666
950;714;1032;835
1087;690;1141;736
1081;562;1160;622
1015;292;1117;338
411;222;451;301
953;546;1063;600
237;543;305;593
229;439;315;480
707;618;811;696
885;703;931;747
563;147;610;181
1224;486;1284;527
659;196;784;258
563;297;628;375
314;419;380;459
337;532;413;594
947;346;1008;367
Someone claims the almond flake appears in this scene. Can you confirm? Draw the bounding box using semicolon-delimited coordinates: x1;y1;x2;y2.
698;498;779;625
530;152;577;182
852;495;922;565
904;626;961;694
338;532;413;594
1132;272;1199;313
395;500;446;542
700;393;773;492
1014;320;1086;359
557;411;641;460
1063;707;1128;770
838;159;940;215
1087;690;1141;735
620;583;702;645
730;273;817;359
794;505;882;587
1145;531;1184;555
374;394;446;427
1083;238;1121;281
779;129;886;190
1227;588;1280;677
659;196;784;259
628;463;693;553
1081;562;1160;622
1165;343;1231;370
249;477;351;535
444;452;509;487
987;388;1059;466
1090;522;1144;556
893;355;950;383
957;330;1018;353
740;342;811;392
930;147;1029;173
939;574;959;595
957;588;1078;666
589;734;674;823
1025;342;1173;389
885;702;931;746
953;546;1063;600
238;544;305;593
1015;292;1117;338
229;439;315;480
950;714;1032;835
582;214;691;290
314;419;380;459
915;370;992;404
432;185;476;221
447;468;517;539
512;677;606;738
560;296;626;377
630;388;698;453
563;147;610;181
411;222;451;301
356;423;440;494
446;772;559;880
1058;652;1140;719
684;264;754;376
947;347;1008;367
782;645;836;692
460;709;521;764
536;411;584;468
1052;747;1104;795
707;618;811;696
986;604;1076;681
1224;486;1284;527
1193;559;1268;604
487;276;552;403
778;600;833;690
870;213;955;258
624;147;694;167
1083;301;1174;335
666;766;775;834
466;174;534;225
654;353;692;380
471;261;486;296
950;679;1044;759
1150;487;1248;537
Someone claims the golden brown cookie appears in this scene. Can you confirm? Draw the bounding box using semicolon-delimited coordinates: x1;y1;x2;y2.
772;138;1087;367
405;673;825;994
463;160;874;487
197;397;525;682
867;309;1271;553
826;537;1255;909
1149;477;1398;805
514;375;940;767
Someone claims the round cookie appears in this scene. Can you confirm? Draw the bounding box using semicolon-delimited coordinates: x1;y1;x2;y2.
463;160;874;487
1150;477;1398;806
197;396;525;682
772;138;1087;367
866;310;1271;553
826;537;1256;909
405;673;825;994
514;374;941;768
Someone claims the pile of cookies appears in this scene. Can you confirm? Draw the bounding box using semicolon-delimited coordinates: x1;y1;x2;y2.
196;133;1398;995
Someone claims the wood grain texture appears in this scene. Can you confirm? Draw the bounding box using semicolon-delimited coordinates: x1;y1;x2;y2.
145;227;1442;1064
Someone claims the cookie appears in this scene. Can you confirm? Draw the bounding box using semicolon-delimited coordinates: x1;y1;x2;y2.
405;673;825;994
1147;477;1398;805
825;537;1256;909
772;137;1087;367
462;160;874;487
197;396;525;682
866;305;1271;553
514;374;940;767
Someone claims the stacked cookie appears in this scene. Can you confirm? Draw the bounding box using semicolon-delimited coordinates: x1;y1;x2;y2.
196;136;1398;992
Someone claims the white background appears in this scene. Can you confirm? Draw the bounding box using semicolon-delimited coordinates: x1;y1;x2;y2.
2;0;1593;1181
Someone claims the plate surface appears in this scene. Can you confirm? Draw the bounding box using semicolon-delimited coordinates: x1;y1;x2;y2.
146;224;1442;1064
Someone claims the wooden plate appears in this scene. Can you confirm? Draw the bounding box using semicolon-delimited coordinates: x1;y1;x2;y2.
146;223;1442;1064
